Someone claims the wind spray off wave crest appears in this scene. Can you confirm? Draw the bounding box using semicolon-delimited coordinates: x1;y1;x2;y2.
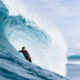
3;0;67;76
0;0;68;79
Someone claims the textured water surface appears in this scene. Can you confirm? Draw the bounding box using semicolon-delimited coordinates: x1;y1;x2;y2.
0;0;67;80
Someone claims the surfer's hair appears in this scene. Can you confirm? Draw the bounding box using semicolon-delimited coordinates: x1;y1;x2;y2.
22;47;25;49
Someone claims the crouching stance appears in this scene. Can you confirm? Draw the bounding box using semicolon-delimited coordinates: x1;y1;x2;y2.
19;47;32;62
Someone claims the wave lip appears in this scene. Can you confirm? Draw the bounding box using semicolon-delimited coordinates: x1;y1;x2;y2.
0;0;68;80
2;0;67;76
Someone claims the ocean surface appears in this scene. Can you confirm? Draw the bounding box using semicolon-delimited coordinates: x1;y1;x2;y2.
67;57;80;80
0;0;68;80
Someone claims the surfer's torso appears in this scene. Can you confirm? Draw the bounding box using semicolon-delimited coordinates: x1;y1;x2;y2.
19;50;29;59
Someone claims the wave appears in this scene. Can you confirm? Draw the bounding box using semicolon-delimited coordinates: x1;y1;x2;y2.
68;55;80;60
0;0;68;79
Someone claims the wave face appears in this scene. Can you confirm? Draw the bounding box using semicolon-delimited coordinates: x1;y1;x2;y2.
0;0;67;79
2;0;67;76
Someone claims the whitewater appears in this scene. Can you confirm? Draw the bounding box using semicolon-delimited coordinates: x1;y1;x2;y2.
0;0;68;80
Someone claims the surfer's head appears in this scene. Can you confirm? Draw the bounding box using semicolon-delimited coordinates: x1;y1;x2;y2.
22;47;25;50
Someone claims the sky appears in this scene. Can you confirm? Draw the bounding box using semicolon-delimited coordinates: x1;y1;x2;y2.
2;0;80;55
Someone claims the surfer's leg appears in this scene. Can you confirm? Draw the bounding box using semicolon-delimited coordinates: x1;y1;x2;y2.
28;58;32;63
24;56;28;60
24;56;32;62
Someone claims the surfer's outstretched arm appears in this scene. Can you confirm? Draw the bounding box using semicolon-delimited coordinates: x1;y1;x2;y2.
19;50;22;53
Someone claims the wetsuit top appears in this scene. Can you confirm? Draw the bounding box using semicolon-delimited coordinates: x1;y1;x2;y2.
19;50;29;58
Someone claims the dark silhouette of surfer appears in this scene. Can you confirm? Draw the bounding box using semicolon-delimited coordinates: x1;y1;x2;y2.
19;47;32;62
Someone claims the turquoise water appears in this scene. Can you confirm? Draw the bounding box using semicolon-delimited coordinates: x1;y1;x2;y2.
0;0;68;80
68;55;80;60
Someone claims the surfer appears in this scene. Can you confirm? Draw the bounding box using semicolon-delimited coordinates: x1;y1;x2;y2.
19;47;32;63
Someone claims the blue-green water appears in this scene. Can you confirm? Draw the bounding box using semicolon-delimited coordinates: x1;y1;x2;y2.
0;0;68;80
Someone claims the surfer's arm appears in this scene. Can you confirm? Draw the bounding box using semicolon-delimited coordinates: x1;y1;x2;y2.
19;50;22;53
